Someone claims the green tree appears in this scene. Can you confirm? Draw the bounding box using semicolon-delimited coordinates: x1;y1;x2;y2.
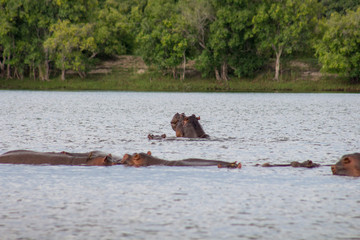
44;20;97;80
0;0;23;79
94;0;134;57
253;0;321;81
207;0;263;81
315;8;360;81
176;0;215;80
178;0;214;52
321;0;360;17
178;0;215;79
56;0;98;22
136;0;188;79
21;0;59;80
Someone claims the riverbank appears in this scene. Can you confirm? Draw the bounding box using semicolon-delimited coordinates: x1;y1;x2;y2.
1;56;359;92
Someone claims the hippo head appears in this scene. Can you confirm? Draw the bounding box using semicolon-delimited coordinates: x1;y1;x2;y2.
170;113;185;131
183;114;207;138
121;151;152;167
171;113;208;138
331;153;360;177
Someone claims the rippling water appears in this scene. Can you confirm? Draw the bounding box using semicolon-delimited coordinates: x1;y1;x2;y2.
0;90;359;239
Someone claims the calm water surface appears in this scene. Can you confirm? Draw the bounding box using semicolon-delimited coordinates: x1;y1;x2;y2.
0;90;359;239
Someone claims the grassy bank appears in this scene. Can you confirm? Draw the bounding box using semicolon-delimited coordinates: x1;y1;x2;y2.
0;57;359;93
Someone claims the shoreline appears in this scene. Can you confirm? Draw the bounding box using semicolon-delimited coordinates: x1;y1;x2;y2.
1;76;359;93
1;56;359;93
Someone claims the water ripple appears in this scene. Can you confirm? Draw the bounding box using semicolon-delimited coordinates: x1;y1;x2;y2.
0;91;360;239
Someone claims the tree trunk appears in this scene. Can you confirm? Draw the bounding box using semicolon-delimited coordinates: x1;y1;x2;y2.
7;65;11;79
14;67;23;80
61;56;66;81
172;67;176;79
38;64;44;81
6;53;11;79
0;56;4;78
61;69;66;81
273;44;283;81
78;71;86;78
221;61;229;82
215;67;221;81
33;64;36;80
44;48;50;81
181;52;186;81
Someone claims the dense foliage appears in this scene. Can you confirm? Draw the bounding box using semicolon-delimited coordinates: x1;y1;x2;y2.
315;8;360;81
0;0;359;81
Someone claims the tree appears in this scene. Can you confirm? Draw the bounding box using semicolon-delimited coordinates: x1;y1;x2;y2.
93;0;135;57
56;0;98;22
177;0;215;80
136;0;188;79
252;0;322;81
178;0;214;52
207;0;264;81
21;0;59;80
0;0;23;79
44;20;97;80
321;0;360;17
315;8;360;81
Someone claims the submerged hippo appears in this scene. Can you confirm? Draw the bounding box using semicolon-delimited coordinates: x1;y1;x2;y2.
260;160;320;168
331;153;360;177
170;113;209;138
148;134;167;140
121;151;241;168
0;150;121;166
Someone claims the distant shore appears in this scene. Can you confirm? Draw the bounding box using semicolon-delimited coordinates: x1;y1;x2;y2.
1;56;359;93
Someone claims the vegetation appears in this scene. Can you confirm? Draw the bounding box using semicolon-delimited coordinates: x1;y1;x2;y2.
0;0;359;91
314;8;360;82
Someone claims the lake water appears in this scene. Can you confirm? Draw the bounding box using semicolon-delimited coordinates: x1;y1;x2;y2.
0;90;359;240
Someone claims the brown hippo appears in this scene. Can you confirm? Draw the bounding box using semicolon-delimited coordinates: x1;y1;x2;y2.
0;150;121;166
121;151;241;168
170;113;209;138
331;153;360;177
260;160;320;168
148;134;167;140
171;112;186;137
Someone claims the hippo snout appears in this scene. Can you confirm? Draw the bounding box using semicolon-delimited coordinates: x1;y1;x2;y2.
331;165;336;174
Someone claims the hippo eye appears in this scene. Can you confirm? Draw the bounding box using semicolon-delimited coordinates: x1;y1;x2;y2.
134;153;140;160
343;157;351;164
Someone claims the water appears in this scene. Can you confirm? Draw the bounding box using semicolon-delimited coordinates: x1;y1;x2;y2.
0;90;359;239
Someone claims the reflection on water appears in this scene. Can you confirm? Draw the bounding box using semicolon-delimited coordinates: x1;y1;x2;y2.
0;91;359;239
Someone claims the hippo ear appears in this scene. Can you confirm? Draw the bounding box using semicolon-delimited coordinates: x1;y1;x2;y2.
147;151;152;156
343;157;351;164
104;156;113;165
196;116;200;120
121;154;130;163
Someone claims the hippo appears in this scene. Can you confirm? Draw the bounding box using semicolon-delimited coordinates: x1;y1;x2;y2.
148;134;167;140
0;150;121;166
120;151;241;168
170;113;209;138
260;160;320;168
331;153;360;177
171;112;186;137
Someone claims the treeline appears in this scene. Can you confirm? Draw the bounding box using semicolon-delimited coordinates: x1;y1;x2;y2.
0;0;359;82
